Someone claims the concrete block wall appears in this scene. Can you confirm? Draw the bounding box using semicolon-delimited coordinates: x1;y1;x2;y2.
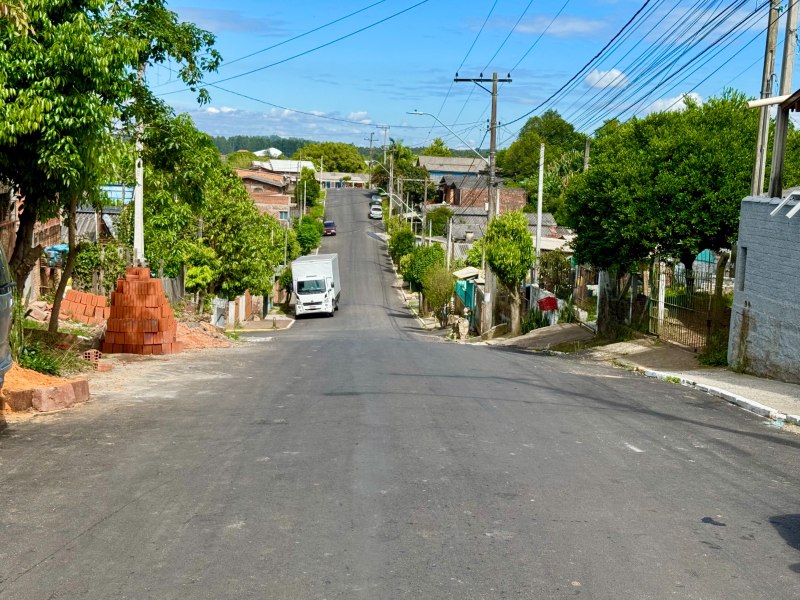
728;196;800;383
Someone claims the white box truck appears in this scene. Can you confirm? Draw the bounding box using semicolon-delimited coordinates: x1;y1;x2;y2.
292;254;341;317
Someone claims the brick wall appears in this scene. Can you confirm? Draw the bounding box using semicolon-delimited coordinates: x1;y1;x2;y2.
728;197;800;383
499;188;527;213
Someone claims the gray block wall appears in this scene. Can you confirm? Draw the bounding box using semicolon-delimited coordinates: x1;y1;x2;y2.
728;196;800;383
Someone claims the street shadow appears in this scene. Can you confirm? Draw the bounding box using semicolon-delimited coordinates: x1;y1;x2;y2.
769;514;800;573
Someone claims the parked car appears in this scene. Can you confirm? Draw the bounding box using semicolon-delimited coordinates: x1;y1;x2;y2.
0;247;14;390
371;194;382;203
369;205;383;220
323;220;336;236
369;198;382;207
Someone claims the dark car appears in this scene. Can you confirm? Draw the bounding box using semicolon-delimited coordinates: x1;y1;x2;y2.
0;247;13;390
323;220;336;236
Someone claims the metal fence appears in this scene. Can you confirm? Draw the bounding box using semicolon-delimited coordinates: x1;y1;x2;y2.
647;260;731;351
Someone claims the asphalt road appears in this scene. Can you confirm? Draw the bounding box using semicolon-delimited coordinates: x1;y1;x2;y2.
1;188;799;599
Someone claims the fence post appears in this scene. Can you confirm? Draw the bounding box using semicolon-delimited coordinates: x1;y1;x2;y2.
657;261;666;336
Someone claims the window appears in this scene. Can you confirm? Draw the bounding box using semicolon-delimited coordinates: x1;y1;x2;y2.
738;246;747;291
279;211;289;221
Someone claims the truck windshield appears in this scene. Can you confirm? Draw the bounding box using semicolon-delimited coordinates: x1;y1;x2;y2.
297;279;326;295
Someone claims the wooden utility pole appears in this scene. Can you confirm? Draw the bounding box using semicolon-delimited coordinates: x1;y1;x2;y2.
752;0;781;196
768;0;799;198
454;72;511;336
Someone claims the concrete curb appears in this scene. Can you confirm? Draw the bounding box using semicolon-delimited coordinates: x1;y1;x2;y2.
632;365;799;425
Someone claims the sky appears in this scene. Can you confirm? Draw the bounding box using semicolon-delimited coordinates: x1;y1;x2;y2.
155;0;788;151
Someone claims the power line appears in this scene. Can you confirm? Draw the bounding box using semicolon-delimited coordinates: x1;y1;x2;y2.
157;0;432;96
481;0;536;72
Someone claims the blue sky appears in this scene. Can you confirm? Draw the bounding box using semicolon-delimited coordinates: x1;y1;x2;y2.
156;1;785;150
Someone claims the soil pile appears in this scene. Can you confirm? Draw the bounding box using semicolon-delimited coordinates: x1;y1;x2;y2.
176;320;231;350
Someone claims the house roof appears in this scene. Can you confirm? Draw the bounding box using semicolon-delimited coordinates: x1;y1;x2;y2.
418;155;486;175
318;171;370;183
252;159;315;174
526;212;557;228
236;169;287;186
74;206;121;241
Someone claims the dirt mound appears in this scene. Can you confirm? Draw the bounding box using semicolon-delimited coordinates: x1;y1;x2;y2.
3;364;66;392
176;320;231;350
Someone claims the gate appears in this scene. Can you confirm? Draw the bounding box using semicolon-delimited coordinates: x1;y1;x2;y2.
648;260;729;351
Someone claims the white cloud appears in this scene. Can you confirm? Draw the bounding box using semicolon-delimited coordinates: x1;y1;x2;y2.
516;16;604;37
204;106;238;114
585;69;629;89
347;111;372;124
644;92;703;114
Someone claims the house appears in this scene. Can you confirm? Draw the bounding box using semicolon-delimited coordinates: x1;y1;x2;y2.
253;148;283;158
728;193;800;383
236;169;294;223
437;175;527;213
417;156;485;181
251;159;316;187
74;206;121;243
318;171;370;190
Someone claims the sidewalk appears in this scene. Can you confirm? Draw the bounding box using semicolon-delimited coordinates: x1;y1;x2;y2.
489;323;800;427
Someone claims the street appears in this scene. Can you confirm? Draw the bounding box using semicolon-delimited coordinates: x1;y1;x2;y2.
1;187;798;599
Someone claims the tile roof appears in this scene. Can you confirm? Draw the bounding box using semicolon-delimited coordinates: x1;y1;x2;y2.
418;155;486;174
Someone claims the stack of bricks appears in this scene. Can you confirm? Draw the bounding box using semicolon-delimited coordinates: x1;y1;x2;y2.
61;290;110;325
101;267;183;355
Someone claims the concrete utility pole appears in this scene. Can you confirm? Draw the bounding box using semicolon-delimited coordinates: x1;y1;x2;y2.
133;64;146;265
388;154;394;216
455;72;512;336
752;0;781;196
768;0;799;198
376;125;389;164
583;138;591;172
533;143;545;287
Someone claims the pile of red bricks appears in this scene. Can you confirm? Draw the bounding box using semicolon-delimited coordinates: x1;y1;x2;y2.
61;290;110;325
101;267;183;355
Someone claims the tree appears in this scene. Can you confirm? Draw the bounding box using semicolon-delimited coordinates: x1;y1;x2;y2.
0;0;220;293
294;167;321;207
296;220;322;255
225;151;258;169
422;264;455;327
420;138;452;157
426;206;453;237
564;91;756;273
388;228;416;263
465;238;484;269
293;141;366;173
404;245;444;292
484;212;533;335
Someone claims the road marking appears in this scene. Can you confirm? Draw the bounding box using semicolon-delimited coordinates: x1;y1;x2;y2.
625;443;644;453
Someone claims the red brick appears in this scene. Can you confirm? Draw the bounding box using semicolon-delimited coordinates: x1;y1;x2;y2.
142;345;153;355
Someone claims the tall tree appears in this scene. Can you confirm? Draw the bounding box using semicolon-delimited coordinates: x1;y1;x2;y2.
564;90;756;272
293;141;366;173
484;211;533;336
420;137;453;157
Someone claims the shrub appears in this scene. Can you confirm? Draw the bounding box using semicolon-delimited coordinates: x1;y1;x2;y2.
388;228;416;263
296;220;322;254
404;245;445;292
422;264;455;327
699;329;729;366
521;307;549;334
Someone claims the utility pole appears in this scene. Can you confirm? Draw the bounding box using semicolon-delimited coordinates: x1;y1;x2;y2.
533;143;545;287
768;0;799;198
583;138;591;172
388;154;394;216
133;64;146;265
752;0;781;196
455;72;511;336
365;132;375;186
376;125;389;163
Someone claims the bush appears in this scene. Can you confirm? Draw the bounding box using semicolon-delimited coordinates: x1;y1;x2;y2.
699;329;729;366
426;206;453;237
388;228;416;263
422;265;455;327
296;220;322;254
404;245;445;292
521;307;549;334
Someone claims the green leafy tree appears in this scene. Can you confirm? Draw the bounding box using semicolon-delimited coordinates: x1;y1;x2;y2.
420;137;452;157
564;90;755;272
484;212;533;335
225;150;258;169
538;249;572;299
388;228;416;263
404;244;444;292
426;206;453;237
422;264;455;327
296;220;322;255
465;238;484;268
294;167;321;207
293;141;366;173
